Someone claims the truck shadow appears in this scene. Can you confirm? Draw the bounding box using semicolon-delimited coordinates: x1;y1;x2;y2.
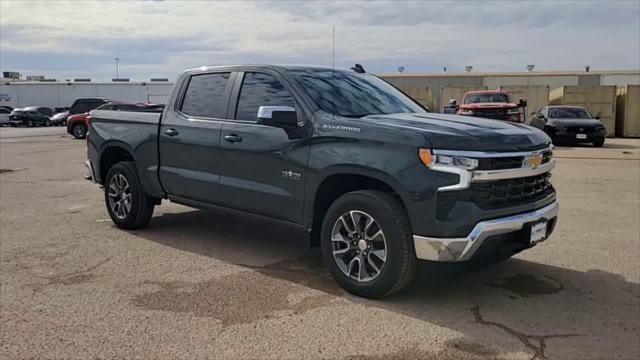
133;208;639;359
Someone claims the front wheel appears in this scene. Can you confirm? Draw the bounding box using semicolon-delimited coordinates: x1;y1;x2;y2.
27;120;34;127
72;123;87;139
593;138;605;147
104;161;155;229
320;190;416;298
45;120;51;127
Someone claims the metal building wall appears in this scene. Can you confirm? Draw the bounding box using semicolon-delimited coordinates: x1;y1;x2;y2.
0;82;174;108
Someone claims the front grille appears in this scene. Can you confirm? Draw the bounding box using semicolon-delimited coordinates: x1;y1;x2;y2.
565;126;601;134
477;150;553;170
473;109;508;120
436;173;554;219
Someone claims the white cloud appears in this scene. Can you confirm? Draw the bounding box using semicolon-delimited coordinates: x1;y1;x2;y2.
1;0;638;80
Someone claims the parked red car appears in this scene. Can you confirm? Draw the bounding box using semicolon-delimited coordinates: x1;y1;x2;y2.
453;89;527;123
67;101;164;139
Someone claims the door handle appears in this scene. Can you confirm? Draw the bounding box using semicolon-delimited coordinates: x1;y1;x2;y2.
163;128;179;137
224;134;243;143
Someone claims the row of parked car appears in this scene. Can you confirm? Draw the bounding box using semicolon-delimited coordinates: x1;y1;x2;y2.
0;99;164;139
445;89;607;147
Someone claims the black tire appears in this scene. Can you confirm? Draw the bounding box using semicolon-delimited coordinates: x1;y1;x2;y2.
593;138;605;147
320;190;416;298
72;123;87;139
45;120;51;127
104;161;155;229
27;120;34;127
62;120;67;127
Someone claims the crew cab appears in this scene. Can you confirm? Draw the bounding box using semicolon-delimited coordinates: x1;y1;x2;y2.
453;89;527;123
86;65;558;298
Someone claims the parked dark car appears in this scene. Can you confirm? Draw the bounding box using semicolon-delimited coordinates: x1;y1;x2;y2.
50;111;69;126
9;106;51;127
86;65;558;298
69;98;109;116
67;101;163;139
35;107;53;117
0;108;10;126
531;105;606;147
0;105;14;112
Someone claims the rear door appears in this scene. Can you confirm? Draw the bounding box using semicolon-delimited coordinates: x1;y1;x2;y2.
217;70;309;224
158;71;236;204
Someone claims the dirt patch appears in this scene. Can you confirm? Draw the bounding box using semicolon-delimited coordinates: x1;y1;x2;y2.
0;168;27;174
444;338;498;357
237;251;345;296
490;273;563;297
132;271;334;326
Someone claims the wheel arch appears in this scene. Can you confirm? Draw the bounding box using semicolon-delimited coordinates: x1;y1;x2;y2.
98;142;136;184
305;166;412;247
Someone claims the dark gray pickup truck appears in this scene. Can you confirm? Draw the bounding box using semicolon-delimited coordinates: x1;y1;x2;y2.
86;65;558;298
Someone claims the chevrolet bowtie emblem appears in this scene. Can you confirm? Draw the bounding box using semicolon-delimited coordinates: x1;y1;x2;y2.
523;154;543;169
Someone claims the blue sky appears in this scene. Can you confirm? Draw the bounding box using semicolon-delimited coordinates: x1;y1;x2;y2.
1;0;639;80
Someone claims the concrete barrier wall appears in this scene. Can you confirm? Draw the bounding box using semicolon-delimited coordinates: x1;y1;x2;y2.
616;85;640;138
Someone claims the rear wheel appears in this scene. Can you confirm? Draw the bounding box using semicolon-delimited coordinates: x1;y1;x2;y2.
72;123;87;139
27;120;34;127
104;161;154;229
45;120;51;127
320;190;416;298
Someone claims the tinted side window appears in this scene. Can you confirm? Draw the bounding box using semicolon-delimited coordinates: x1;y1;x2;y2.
181;72;231;118
0;109;9;114
235;72;295;121
71;101;104;114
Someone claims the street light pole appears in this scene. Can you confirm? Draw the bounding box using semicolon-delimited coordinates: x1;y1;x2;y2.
115;57;120;80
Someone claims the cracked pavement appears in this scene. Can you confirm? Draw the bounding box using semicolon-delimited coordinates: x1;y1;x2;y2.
1;127;639;359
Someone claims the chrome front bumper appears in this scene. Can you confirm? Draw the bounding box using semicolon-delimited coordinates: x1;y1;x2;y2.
413;201;559;262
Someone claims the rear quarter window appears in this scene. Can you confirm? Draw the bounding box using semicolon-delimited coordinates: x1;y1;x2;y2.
180;72;232;118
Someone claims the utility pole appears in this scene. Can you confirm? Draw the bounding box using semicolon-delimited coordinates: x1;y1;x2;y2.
115;57;120;79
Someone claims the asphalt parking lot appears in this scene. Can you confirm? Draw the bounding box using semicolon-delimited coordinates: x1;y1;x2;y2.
1;126;639;360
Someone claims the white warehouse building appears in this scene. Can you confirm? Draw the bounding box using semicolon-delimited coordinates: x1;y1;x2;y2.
0;80;175;109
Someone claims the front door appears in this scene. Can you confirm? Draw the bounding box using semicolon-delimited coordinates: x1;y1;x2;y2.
218;71;309;224
158;71;236;204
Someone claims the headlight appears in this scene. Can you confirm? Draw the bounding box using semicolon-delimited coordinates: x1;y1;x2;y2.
507;108;520;115
458;109;474;115
419;149;478;170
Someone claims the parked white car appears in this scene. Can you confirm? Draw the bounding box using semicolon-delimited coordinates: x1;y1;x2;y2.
0;108;11;126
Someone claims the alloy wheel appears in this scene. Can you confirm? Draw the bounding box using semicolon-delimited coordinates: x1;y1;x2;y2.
331;210;387;282
108;174;132;220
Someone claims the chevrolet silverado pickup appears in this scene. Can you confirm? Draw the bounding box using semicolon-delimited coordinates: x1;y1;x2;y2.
86;65;558;298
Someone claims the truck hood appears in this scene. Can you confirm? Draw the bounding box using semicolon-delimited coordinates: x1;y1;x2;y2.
460;102;517;109
361;113;550;152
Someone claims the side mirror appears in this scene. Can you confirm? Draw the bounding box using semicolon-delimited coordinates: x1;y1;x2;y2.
257;106;298;128
449;99;457;105
518;98;528;108
594;112;601;120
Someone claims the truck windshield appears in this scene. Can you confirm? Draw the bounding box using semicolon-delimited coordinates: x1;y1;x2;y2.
464;93;510;104
549;107;591;119
289;69;425;117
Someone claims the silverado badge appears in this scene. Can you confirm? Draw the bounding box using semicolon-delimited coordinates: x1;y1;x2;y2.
281;170;301;181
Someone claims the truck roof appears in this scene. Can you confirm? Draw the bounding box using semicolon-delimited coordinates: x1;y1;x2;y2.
464;90;508;95
183;64;355;74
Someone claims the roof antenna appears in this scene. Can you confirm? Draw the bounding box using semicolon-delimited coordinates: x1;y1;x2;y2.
351;63;365;73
